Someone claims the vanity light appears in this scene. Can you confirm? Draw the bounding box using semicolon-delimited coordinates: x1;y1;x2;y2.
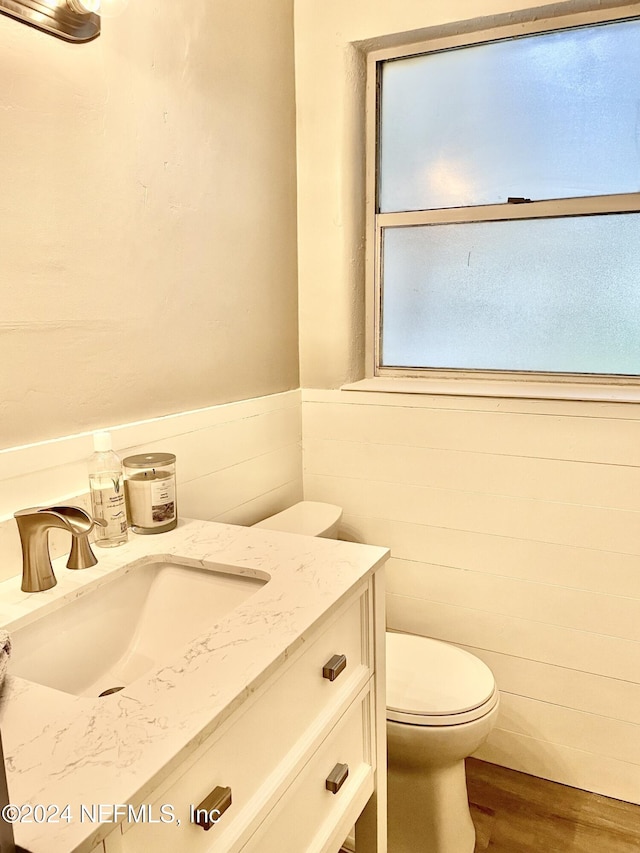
0;0;100;42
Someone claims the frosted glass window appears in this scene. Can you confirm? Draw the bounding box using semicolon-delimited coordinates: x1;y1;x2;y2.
381;214;640;375
379;19;640;212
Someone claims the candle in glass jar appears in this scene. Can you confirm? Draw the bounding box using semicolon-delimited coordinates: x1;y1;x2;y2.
123;453;177;534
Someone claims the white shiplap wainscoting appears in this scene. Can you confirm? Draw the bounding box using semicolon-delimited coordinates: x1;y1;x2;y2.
0;390;302;584
302;387;640;804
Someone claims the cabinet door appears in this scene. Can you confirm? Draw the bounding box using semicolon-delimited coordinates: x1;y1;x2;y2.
240;688;374;853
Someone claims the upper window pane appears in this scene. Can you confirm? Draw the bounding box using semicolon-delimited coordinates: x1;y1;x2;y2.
379;19;640;213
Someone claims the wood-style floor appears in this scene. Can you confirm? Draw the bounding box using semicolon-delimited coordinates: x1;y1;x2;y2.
468;758;640;853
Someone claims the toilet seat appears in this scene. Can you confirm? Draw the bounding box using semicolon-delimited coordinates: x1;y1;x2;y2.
386;632;498;726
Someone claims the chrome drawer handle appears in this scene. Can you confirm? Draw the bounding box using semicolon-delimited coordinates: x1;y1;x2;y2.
322;654;347;681
326;763;349;794
192;785;232;831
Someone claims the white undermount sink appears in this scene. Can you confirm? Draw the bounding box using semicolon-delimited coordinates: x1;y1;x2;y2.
9;558;269;697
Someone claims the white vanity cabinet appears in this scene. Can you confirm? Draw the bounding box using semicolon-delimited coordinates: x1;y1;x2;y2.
3;520;388;853
102;570;386;853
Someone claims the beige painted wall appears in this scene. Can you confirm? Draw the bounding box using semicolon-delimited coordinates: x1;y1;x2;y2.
0;0;299;450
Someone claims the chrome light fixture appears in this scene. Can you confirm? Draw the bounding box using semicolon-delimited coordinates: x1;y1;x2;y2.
0;0;100;42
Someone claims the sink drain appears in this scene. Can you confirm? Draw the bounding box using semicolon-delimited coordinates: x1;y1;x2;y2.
98;686;125;697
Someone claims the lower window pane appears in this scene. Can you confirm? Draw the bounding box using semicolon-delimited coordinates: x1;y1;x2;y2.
381;213;640;375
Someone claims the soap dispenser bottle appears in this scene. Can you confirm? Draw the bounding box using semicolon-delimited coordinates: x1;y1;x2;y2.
89;431;128;548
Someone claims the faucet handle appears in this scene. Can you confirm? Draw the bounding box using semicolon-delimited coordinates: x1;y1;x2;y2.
47;505;94;535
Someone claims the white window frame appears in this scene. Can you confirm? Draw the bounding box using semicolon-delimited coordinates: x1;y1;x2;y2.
361;4;640;401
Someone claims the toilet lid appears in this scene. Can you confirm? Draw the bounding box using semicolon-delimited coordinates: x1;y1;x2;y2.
253;501;342;537
386;632;496;724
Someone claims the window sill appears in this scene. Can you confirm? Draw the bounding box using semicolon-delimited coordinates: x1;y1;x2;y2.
342;376;640;404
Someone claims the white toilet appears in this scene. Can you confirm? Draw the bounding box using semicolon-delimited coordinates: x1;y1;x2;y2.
386;632;499;853
254;501;500;853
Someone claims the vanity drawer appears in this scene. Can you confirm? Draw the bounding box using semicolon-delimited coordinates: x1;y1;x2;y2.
240;688;374;853
121;583;370;852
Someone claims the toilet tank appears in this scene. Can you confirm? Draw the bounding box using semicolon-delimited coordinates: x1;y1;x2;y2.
252;501;342;539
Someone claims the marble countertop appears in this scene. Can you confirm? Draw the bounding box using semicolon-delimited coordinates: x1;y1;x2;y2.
0;518;388;853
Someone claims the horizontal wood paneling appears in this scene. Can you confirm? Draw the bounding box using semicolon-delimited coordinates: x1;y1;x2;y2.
304;437;640;510
305;473;640;555
213;481;303;527
0;392;301;521
454;645;640;726
338;514;640;599
138;404;301;486
302;387;640;420
386;592;640;684
386;558;640;642
1;391;298;483
0;403;301;522
474;728;640;806
0;391;302;582
494;693;640;768
303;398;640;466
179;445;302;521
302;390;640;801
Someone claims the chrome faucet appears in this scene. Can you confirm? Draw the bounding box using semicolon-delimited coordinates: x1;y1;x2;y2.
14;505;102;593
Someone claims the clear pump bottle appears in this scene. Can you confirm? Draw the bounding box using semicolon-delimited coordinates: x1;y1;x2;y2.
89;431;128;547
